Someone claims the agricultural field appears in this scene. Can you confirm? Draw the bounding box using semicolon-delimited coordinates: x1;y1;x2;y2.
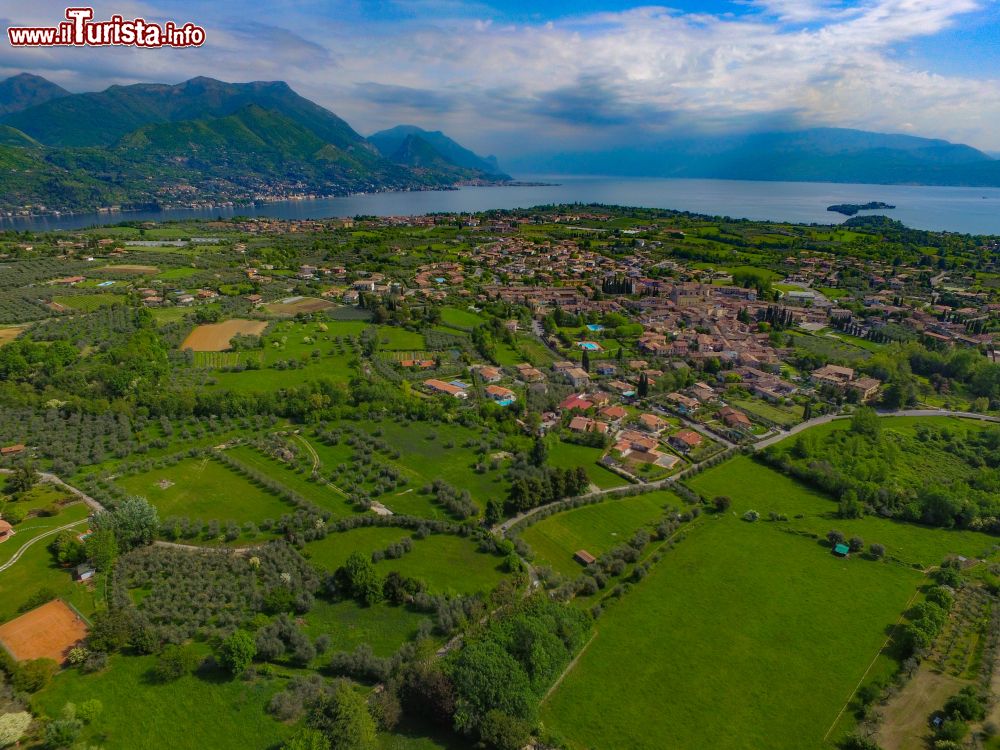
180;319;268;351
439;306;485;328
264;296;335;315
94;265;160;275
519;492;677;576
0;324;24;344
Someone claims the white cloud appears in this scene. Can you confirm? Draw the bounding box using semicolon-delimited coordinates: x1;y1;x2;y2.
2;0;999;153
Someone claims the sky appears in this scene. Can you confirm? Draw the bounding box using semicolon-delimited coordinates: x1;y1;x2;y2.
2;0;1000;160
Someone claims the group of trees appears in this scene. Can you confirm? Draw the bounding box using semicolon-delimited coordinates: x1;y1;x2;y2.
505;465;590;515
763;408;1000;530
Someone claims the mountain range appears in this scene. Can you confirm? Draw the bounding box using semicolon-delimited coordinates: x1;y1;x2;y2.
507;128;1000;187
0;74;509;215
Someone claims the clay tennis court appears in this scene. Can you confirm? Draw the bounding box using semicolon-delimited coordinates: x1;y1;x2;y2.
180;319;268;351
0;599;89;663
265;296;334;315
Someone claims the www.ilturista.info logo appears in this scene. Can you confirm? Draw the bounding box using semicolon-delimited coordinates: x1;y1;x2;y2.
8;7;206;47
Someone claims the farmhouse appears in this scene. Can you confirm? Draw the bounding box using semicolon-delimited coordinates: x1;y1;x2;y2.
424;379;468;399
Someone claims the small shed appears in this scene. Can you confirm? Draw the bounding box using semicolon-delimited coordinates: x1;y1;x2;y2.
574;550;597;566
75;563;96;582
833;543;850;557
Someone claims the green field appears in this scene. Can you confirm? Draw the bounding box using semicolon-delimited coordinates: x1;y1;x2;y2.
350;419;520;511
520;492;675;577
728;398;804;426
33;652;289;750
546;438;628;490
53;294;127;311
303;598;431;657
542;514;925;750
115;455;294;524
226;443;358;517
306;528;506;596
439;307;485;329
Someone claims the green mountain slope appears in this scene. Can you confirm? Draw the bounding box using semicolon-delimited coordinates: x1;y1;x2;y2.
0;75;509;214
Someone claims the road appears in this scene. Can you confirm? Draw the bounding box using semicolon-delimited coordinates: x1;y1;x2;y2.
0;518;88;573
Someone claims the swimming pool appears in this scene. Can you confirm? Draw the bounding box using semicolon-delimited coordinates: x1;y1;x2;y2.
586;324;604;331
578;341;601;351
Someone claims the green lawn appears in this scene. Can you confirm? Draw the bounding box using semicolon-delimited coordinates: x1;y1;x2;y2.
542;514;925;750
546;439;628;490
115;456;294;524
378;328;426;351
520;492;676;577
33;652;289;750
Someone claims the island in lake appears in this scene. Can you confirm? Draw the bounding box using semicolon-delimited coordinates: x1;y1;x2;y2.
827;201;896;216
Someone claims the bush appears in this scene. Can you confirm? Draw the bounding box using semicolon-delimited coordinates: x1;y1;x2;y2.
13;658;57;692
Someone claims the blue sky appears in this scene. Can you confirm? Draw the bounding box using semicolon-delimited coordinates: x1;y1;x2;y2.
3;0;1000;155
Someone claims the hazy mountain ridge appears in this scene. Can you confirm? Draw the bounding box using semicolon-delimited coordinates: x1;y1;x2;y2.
370;124;508;178
508;128;1000;186
0;73;69;116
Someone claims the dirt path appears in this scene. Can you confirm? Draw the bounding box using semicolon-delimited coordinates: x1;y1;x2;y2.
824;586;924;743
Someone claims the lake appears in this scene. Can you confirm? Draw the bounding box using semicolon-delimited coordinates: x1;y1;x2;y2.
5;176;1000;234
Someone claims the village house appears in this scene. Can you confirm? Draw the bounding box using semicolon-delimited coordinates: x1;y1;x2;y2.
718;406;752;432
666;392;700;414
669;429;703;453
638;413;668;434
476;366;503;383
484;385;517;404
560;393;594;412
564;367;591;388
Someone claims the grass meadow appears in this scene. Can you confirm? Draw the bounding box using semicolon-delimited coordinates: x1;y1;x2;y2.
33;651;289;750
542;514;925;750
115;456;294;524
520;492;675;577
